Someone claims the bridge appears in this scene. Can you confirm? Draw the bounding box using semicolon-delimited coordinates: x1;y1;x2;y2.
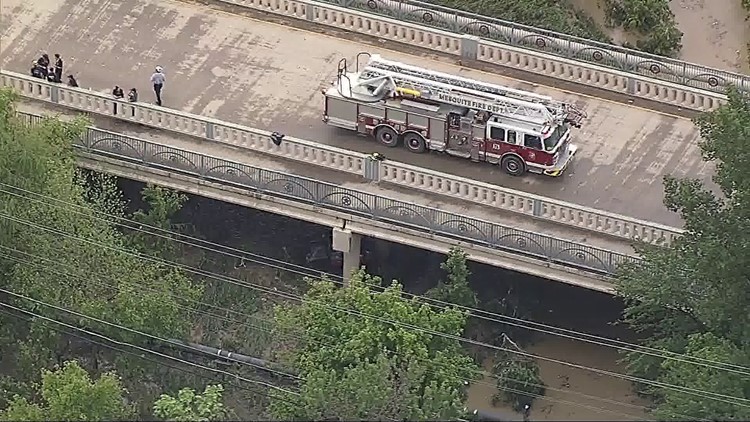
2;0;738;292
17;108;633;293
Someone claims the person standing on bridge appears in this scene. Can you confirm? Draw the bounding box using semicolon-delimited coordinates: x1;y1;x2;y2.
53;54;64;83
150;66;165;106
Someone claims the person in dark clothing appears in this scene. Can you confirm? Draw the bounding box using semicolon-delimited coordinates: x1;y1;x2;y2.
67;74;79;87
126;88;138;117
37;54;50;77
53;54;63;83
46;68;56;83
31;62;44;79
112;85;124;98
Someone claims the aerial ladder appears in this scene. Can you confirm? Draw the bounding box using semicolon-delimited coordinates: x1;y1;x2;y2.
336;53;587;128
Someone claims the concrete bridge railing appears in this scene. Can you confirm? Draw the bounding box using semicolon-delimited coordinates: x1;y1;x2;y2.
201;0;732;112
19;111;636;279
1;71;684;246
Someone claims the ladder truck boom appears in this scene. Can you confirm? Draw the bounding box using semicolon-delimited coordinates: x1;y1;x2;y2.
356;54;586;127
356;67;554;126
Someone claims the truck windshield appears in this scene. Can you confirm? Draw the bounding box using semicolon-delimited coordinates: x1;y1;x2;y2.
543;123;570;151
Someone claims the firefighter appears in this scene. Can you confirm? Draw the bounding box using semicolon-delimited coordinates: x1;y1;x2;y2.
150;66;165;106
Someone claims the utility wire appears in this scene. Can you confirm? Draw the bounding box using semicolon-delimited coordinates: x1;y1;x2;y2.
0;297;301;397
3;209;746;408
2;211;748;409
0;306;298;405
0;287;654;422
0;246;664;421
2;182;748;377
0;258;298;382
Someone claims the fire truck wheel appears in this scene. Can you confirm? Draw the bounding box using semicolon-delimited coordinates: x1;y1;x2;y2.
501;155;525;176
403;132;426;153
375;126;399;147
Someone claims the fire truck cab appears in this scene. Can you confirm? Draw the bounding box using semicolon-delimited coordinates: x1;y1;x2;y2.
322;53;586;177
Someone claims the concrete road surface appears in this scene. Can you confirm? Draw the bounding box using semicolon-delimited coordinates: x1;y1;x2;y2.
0;0;715;227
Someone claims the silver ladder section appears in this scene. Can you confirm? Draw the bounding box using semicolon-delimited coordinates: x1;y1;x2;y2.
359;54;587;127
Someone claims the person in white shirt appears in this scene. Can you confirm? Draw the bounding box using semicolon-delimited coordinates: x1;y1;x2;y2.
150;66;165;106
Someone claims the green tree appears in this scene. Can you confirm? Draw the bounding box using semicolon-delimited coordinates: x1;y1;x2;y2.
425;247;477;308
654;333;750;420
0;88;202;410
616;89;750;420
129;184;189;258
153;384;226;421
491;350;545;410
0;88;201;341
268;269;480;420
0;360;133;421
604;0;683;56
429;0;610;42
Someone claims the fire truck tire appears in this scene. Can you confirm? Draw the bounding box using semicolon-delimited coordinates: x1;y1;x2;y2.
501;155;525;176
374;126;399;147
403;132;426;153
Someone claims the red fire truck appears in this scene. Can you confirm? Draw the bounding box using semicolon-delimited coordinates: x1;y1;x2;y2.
322;53;587;176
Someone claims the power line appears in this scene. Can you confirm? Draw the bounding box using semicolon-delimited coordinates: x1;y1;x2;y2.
2;182;748;377
0;246;286;342
0;246;663;420
0;297;301;398
0;292;653;422
0;306;297;405
0;246;676;420
2;211;747;409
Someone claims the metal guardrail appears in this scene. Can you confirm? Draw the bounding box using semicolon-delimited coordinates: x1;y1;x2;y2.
0;71;684;246
321;0;750;94
19;112;639;276
199;0;728;112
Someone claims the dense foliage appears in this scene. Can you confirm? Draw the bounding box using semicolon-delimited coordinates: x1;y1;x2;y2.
424;0;683;57
426;0;610;41
0;361;133;421
153;385;227;421
268;268;480;420
604;0;683;56
0;88;233;418
491;350;545;410
616;89;750;420
424;247;477;308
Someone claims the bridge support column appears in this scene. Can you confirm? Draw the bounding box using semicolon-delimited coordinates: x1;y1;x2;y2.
332;227;361;286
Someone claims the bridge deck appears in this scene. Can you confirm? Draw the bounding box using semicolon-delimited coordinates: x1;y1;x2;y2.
1;0;710;227
17;99;635;258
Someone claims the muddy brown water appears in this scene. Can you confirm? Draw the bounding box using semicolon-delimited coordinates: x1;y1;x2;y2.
466;335;652;421
569;0;749;73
